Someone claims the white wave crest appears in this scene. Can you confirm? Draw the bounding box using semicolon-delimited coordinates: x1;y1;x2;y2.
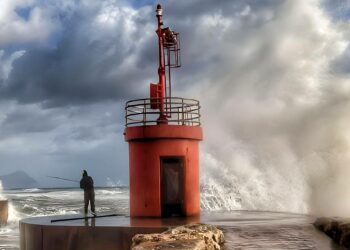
23;188;41;193
0;181;4;200
8;202;21;222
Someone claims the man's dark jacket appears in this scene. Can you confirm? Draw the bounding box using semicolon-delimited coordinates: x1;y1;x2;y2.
80;175;94;190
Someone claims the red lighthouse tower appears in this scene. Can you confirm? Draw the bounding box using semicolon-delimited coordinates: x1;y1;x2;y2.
124;4;203;217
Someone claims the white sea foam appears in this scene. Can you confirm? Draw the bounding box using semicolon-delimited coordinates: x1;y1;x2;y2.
0;180;22;222
0;181;4;200
23;188;41;193
8;202;20;222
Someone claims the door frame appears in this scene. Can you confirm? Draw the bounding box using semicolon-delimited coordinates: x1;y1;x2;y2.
160;156;185;217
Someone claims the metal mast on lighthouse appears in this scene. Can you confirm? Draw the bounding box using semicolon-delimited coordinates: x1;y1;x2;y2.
156;4;166;122
152;4;181;123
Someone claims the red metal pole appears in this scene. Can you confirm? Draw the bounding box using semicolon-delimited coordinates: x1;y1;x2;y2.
156;4;167;123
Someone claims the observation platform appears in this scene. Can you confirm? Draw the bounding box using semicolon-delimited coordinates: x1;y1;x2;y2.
125;97;201;127
19;211;336;250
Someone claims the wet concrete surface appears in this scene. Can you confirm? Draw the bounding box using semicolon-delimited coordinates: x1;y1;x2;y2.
20;211;342;250
221;222;340;249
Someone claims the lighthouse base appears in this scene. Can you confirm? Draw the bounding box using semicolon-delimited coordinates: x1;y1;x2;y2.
125;125;203;217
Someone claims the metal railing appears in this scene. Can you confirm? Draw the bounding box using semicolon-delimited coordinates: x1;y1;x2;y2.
125;97;201;127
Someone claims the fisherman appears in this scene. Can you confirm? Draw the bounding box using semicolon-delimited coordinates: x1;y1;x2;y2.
80;170;96;216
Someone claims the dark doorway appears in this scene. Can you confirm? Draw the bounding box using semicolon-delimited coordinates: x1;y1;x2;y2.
161;157;184;217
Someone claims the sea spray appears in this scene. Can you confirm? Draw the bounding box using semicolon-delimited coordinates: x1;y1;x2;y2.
106;177;123;188
195;0;350;216
0;180;21;223
201;177;242;211
200;150;308;213
0;181;3;200
7;202;20;222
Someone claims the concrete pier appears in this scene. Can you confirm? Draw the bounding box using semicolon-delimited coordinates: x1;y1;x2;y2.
20;214;199;250
0;200;8;224
20;211;337;250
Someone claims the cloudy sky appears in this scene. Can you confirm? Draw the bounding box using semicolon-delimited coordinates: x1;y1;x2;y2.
1;0;350;214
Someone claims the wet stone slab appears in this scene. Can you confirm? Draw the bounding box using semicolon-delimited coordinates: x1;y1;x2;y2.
222;223;339;250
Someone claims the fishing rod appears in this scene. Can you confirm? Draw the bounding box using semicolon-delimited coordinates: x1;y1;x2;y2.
47;176;79;183
50;213;124;223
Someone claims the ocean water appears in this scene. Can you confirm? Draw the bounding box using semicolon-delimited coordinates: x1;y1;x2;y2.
0;187;129;250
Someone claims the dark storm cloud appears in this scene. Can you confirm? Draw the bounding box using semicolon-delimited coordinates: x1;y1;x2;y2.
51;102;124;144
1;2;157;107
3;0;348;109
0;105;58;136
1;0;286;107
155;0;286;94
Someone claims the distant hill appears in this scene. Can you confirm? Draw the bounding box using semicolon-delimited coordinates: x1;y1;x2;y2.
0;171;38;189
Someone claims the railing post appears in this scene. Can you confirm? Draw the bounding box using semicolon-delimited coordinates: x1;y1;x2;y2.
143;100;146;126
181;98;184;125
191;108;193;126
125;104;128;127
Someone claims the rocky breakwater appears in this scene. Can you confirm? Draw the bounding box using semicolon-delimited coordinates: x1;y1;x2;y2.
314;217;350;248
131;223;224;250
0;200;8;224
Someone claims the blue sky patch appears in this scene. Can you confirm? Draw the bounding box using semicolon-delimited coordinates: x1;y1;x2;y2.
15;6;32;21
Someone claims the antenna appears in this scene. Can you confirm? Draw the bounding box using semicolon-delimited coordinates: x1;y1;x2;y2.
150;4;181;124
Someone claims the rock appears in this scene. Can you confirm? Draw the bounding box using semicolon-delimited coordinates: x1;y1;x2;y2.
131;223;224;250
314;217;350;247
313;217;333;231
0;200;8;225
314;217;341;242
